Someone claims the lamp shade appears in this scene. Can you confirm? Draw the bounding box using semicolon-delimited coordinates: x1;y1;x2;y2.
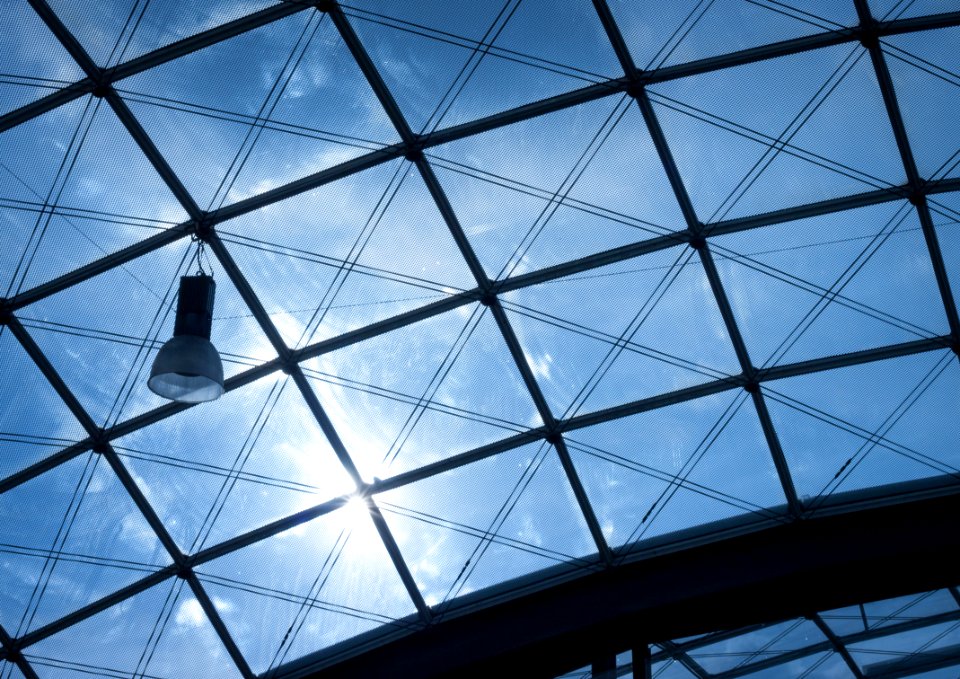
148;275;224;403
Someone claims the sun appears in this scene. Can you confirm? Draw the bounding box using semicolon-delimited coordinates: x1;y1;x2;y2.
338;494;386;558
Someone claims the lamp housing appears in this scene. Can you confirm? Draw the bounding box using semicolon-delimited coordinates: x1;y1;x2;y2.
148;274;224;403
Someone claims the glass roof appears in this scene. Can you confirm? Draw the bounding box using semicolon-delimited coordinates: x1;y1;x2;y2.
2;0;960;676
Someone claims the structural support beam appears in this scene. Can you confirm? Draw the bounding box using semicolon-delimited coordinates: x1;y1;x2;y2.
632;644;652;679
296;491;960;679
9;223;193;311
591;651;617;679
185;571;255;679
812;613;864;679
609;0;804;519
0;624;40;679
658;641;708;679
854;0;960;338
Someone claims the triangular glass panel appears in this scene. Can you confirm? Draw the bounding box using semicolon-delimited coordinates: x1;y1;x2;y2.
19;237;277;429
609;1;857;71
566;390;786;551
345;6;481;135
1;98;84;295
119;10;398;209
502;245;740;418
885;26;960;181
47;0;278;67
0;453;170;634
0;328;86;479
196;500;418;675
25;577;241;678
0;95;187;294
649;44;905;221
432;96;687;278
0;1;84;115
117;373;355;553
711;200;948;368
421;0;622;129
221;158;475;348
457;445;598;599
304;303;542;480
764;350;960;504
347;0;619;133
18;105;187;291
378;442;595;608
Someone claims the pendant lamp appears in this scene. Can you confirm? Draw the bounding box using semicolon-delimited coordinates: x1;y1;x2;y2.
148;274;224;403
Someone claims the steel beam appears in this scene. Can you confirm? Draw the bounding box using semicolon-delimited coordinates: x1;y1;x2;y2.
288;366;363;485
7;315;99;435
190;496;349;567
632;644;652;679
631;34;803;518
207;233;291;360
367;497;434;625
423;147;616;566
660;607;960;667
326;2;415;144
292;291;478;363
0;439;91;494
591;651;617;679
99;444;186;565
106;3;307;83
658;640;708;679
16;566;177;650
758;335;952;382
207;146;403;226
812;613;864;679
293;491;960;679
103;358;282;441
494;232;688;293
185;570;255;679
9;223;193;311
25;0;205;224
0;624;40;679
4;331;948;506
287;369;430;626
105;91;203;220
855;0;960;338
0;80;95;134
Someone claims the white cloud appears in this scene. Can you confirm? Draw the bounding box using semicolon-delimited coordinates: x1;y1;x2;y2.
175;598;207;628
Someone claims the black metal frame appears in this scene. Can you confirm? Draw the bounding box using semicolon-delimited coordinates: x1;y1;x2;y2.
293;491;960;678
2;1;960;678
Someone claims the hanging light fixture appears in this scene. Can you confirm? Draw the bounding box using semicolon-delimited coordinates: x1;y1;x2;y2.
148;241;224;403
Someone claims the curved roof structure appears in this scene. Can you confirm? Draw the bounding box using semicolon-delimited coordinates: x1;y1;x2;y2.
1;1;959;677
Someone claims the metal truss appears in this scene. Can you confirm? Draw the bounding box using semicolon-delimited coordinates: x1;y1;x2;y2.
1;1;960;678
297;492;960;677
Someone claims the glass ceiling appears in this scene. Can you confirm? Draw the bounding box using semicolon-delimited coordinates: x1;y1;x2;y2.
2;0;960;676
555;585;960;679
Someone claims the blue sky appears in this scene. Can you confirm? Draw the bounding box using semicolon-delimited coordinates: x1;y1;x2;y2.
2;1;960;676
